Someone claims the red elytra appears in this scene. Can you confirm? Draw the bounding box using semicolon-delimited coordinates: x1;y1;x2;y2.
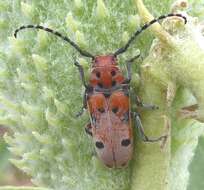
14;13;187;168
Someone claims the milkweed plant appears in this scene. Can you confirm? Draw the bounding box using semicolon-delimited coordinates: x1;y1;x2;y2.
0;0;204;190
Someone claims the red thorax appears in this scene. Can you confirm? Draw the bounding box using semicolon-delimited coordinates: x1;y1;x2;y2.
90;55;125;89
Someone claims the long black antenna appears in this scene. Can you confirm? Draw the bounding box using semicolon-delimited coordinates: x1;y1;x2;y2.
114;13;187;56
14;25;94;58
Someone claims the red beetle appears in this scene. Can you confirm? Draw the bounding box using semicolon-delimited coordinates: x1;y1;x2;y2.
14;13;187;168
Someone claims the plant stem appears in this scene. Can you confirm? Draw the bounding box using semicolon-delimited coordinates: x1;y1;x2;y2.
131;78;170;190
130;1;172;189
135;0;174;46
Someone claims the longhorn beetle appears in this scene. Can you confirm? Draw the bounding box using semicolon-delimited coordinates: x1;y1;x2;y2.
14;13;187;168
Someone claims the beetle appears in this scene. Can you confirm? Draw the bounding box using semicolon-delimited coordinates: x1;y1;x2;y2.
14;13;187;168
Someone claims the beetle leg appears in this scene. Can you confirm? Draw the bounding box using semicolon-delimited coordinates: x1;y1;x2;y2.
76;91;87;117
136;96;159;110
85;123;93;136
133;112;167;143
123;54;140;84
76;107;85;117
74;60;88;89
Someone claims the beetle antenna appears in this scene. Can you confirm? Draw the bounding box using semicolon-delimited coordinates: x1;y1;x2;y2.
114;13;187;56
14;25;94;58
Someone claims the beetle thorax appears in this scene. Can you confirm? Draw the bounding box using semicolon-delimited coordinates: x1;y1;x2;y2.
90;55;125;89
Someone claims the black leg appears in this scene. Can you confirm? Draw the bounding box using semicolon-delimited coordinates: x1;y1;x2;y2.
74;60;88;88
74;60;89;117
76;91;87;117
85;123;93;136
76;107;85;117
136;96;159;110
123;54;140;84
133;112;167;143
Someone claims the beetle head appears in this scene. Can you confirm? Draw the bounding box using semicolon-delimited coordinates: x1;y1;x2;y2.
92;55;117;67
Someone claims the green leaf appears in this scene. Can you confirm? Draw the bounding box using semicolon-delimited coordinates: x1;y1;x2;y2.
0;186;51;190
0;0;204;190
187;135;204;190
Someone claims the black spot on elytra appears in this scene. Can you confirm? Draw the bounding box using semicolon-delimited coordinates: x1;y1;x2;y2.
98;107;105;113
121;139;131;147
95;141;104;149
112;107;118;113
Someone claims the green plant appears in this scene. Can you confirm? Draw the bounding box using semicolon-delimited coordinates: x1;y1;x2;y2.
0;0;204;190
0;131;11;184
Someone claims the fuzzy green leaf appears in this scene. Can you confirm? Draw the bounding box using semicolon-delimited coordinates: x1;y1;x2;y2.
0;186;50;190
0;0;204;190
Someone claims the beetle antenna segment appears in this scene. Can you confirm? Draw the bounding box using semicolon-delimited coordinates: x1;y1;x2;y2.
114;13;187;56
14;25;94;58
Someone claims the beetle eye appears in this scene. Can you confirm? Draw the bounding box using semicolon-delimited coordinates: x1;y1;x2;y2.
121;139;131;147
95;141;104;149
